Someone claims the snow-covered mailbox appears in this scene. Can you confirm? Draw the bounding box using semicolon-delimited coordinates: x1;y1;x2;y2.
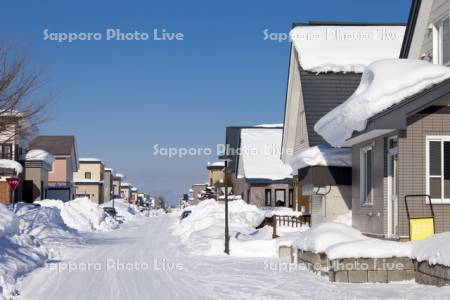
23;149;54;202
289;146;352;225
0;159;23;204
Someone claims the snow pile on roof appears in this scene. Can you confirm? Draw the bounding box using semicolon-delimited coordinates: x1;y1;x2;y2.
37;198;118;232
255;123;283;128
315;59;450;147
0;159;23;174
0;204;48;299
131;187;138;192
288;145;351;174
79;157;103;163
15;203;83;247
207;161;225;167
115;173;125;178
290;25;405;73
121;182;131;187
104;167;114;173
25;149;55;165
73;179;103;183
237;128;292;180
101;199;142;222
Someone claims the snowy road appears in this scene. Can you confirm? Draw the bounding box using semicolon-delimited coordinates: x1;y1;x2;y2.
16;215;450;300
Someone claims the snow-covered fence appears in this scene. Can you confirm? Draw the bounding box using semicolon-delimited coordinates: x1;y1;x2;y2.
258;215;311;238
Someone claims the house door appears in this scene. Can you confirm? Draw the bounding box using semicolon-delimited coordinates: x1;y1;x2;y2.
388;136;399;238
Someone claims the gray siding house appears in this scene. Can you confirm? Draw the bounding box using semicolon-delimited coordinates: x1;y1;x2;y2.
281;22;405;223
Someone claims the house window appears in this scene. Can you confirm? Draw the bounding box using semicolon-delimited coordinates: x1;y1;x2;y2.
275;189;285;207
289;189;293;208
426;137;450;203
432;14;450;65
265;189;272;206
0;144;12;159
360;146;373;205
85;172;92;179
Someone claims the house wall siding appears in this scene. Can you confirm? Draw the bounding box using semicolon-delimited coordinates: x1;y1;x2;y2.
421;0;450;60
398;111;450;237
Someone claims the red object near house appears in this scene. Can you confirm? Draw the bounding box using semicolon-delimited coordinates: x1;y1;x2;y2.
6;177;20;191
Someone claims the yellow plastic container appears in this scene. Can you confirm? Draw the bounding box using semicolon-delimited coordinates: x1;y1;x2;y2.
409;218;435;241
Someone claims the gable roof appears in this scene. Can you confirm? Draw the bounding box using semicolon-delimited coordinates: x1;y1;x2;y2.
29;136;76;156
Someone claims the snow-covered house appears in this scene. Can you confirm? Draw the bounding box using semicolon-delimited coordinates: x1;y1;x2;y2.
103;167;114;203
29;135;79;201
313;0;450;240
189;183;207;205
113;173;124;198
23;149;54;202
233;126;293;208
207;161;225;187
280;22;405;222
73;158;105;204
120;182;132;202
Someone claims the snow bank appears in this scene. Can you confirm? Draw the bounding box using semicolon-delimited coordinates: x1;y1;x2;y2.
0;204;48;299
25;149;54;165
15;203;83;247
37;198;118;232
237;128;292;180
290;25;404;73
288;145;351;174
412;232;450;267
264;207;305;217
333;211;352;226
315;59;450;147
101;199;142;221
0;159;23;175
326;239;412;260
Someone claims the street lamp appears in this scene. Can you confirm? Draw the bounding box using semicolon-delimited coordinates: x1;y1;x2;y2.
219;154;232;255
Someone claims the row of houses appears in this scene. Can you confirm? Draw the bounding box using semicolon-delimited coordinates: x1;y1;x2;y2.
0;133;148;205
190;0;450;241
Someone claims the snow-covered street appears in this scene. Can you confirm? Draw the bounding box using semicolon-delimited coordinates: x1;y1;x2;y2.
15;214;450;300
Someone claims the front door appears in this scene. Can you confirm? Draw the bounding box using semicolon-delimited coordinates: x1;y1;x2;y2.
388;137;399;238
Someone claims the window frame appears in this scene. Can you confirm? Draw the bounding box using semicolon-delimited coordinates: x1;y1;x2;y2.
426;136;450;204
274;189;286;207
85;172;92;180
360;145;374;206
264;189;272;206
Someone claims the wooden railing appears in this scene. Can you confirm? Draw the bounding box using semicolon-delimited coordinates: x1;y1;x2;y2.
257;214;311;239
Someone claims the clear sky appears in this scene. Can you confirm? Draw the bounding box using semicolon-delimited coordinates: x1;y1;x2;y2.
0;0;411;205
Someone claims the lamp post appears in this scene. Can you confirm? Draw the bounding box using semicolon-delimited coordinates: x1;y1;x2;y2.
219;154;232;255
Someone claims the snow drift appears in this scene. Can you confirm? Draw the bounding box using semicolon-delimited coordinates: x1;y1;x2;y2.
315;59;450;147
101;198;142;222
0;204;48;299
37;198;118;232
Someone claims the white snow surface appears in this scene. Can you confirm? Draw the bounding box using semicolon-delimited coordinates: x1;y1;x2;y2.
288;145;351;174
237;128;292;180
254;123;283;128
412;232;450;267
25;149;54;165
101;199;142;222
290;25;405;73
0;159;23;175
16;215;450;300
315;59;450;147
79;157;103;163
37;198;118;232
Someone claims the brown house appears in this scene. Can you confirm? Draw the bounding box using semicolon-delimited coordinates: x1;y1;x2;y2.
73;158;105;204
29;136;79;202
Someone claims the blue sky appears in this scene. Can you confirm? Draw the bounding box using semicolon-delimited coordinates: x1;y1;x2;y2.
0;0;411;205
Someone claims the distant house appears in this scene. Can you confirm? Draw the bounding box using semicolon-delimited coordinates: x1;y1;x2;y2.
131;187;138;204
29;135;79;201
73;158;105;204
112;173;123;198
280;22;405;222
314;0;450;240
207;161;225;187
230;125;292;208
189;183;207;205
103;168;114;203
23;149;54;202
120;182;132;202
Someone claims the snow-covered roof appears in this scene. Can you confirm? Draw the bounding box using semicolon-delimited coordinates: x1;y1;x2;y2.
288;145;352;175
79;157;103;163
237;128;292;180
207;161;225;168
131;187;138;192
115;173;125;179
25;149;55;165
290;25;405;73
74;179;104;184
254;123;283;128
121;182;131;187
315;59;450;147
104;167;114;173
0;159;23;175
